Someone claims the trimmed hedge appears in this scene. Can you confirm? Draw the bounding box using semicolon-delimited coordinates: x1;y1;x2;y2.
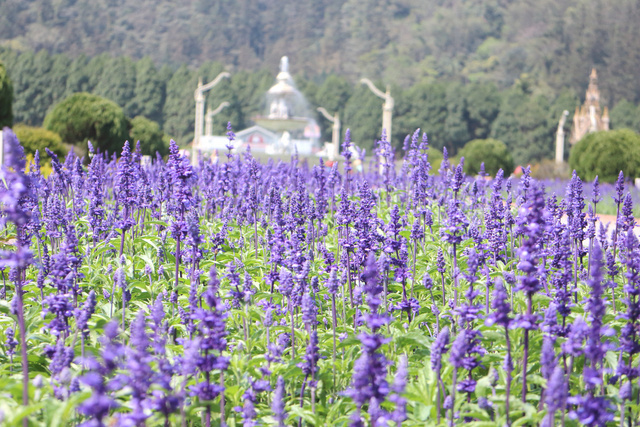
13;124;67;159
458;138;513;176
568;129;640;183
129;116;169;156
43;92;129;154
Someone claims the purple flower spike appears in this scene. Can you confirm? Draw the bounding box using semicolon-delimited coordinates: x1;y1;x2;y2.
272;376;287;426
431;326;450;375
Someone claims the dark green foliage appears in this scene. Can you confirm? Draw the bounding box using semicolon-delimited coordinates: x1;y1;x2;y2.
43;93;129;154
129;116;169;156
223;69;273;131
311;75;352;143
2;12;640;167
93;57;137;118
343;83;383;151
12;124;66;158
0;61;12;127
458;138;513;176
443;83;471;154
161;65;196;145
1;0;639;106
465;83;500;140
65;55;91;94
315;75;352;115
569;129;640;183
610;99;640;133
396;81;448;152
490;88;555;165
131;57;166;126
7;51;58;125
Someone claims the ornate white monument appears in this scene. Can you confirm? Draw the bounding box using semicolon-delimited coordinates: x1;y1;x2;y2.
570;68;610;145
253;56;318;155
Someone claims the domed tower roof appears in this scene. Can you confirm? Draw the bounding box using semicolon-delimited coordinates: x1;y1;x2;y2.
268;56;295;96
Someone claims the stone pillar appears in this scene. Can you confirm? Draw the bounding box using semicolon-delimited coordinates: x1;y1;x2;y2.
555;110;569;164
382;85;394;144
194;78;205;150
317;107;341;161
205;107;213;137
332;114;341;161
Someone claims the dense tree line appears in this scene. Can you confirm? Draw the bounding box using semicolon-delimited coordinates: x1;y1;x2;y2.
1;0;640;106
1;48;639;165
0;60;12;127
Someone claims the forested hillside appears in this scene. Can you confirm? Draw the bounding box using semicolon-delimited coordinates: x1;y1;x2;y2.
2;0;640;103
3;47;640;166
1;0;640;164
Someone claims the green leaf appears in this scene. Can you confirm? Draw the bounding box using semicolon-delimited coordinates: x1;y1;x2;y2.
289;405;317;425
395;331;430;350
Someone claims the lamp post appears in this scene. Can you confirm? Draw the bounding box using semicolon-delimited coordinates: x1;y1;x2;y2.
205;101;231;136
316;107;340;161
555;110;569;165
193;71;230;163
360;78;394;143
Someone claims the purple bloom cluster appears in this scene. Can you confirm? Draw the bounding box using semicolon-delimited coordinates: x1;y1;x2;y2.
3;125;640;426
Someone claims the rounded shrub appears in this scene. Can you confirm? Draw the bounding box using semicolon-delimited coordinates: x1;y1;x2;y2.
43;92;129;154
427;147;443;169
568;129;640;183
12;124;67;159
458;138;513;176
129;116;169;156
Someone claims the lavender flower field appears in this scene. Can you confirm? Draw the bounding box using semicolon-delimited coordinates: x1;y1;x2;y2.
1;124;638;427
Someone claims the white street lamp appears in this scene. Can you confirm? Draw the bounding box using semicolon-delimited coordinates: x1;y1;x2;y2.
360;78;394;143
193;71;230;163
316;107;340;161
205;101;231;136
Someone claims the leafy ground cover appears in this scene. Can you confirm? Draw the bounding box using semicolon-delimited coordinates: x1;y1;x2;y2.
0;126;638;426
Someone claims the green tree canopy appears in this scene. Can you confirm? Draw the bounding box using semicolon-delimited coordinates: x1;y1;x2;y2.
490;88;554;165
395;81;448;152
129;116;169;156
569;129;640;183
43;92;129;154
343;83;383;151
458;138;513;176
131;57;166;126
12;124;66;158
465;82;501;140
314;75;353;143
610;99;639;133
93;56;137;118
0;60;12;127
443;83;470;154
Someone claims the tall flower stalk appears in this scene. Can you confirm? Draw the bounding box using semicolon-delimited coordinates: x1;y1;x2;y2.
486;279;513;425
167;140;194;308
431;326;450;424
514;183;548;402
1;128;34;427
